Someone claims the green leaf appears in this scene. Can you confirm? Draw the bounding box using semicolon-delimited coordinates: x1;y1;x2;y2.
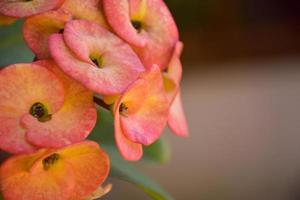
88;108;174;200
88;107;115;145
0;20;34;67
107;146;174;200
143;136;171;164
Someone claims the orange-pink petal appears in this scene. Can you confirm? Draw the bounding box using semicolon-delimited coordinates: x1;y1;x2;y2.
59;141;110;199
0;141;110;200
162;42;189;137
103;0;179;69
163;41;183;103
115;65;169;150
103;0;147;47
0;63;65;154
0;0;65;18
114;107;143;161
60;0;109;28
23;10;72;59
83;184;112;200
165;41;184;86
168;92;189;137
50;20;145;95
0;149;75;200
21;60;97;148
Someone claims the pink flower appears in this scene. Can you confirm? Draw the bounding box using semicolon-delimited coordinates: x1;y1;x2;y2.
23;10;72;59
113;65;169;161
0;141;110;200
0;61;97;154
103;0;179;70
49;20;145;95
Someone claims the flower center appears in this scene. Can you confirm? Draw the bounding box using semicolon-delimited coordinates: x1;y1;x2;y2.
58;28;64;34
90;54;104;68
131;20;143;33
29;102;52;122
42;153;60;171
119;103;128;115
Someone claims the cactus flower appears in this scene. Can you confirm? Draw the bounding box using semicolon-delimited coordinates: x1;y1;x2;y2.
0;141;110;200
50;20;145;95
0;61;97;154
23;10;72;59
103;0;179;70
114;65;169;161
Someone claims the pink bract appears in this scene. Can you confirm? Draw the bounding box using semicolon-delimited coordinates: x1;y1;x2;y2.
0;61;97;154
0;0;65;18
22;60;97;148
23;10;72;59
49;20;145;95
163;41;183;103
114;109;143;161
163;42;189;137
0;63;65;154
168;92;189;137
103;0;179;69
0;141;110;200
114;65;169;161
60;0;109;28
163;41;189;137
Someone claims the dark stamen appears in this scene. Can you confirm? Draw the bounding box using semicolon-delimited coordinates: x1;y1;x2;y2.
119;103;128;114
90;55;103;68
43;153;60;171
29;102;52;122
58;28;64;34
30;103;45;118
131;20;142;33
92;58;99;67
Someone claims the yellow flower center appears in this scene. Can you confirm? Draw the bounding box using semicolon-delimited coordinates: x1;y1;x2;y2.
90;54;104;68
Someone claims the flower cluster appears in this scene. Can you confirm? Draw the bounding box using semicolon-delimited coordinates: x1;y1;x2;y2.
0;0;188;199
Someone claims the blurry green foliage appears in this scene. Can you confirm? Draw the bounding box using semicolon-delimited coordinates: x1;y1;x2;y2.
0;20;34;67
107;145;174;200
143;136;171;164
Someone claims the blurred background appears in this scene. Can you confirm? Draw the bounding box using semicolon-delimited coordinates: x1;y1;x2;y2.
108;0;300;199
